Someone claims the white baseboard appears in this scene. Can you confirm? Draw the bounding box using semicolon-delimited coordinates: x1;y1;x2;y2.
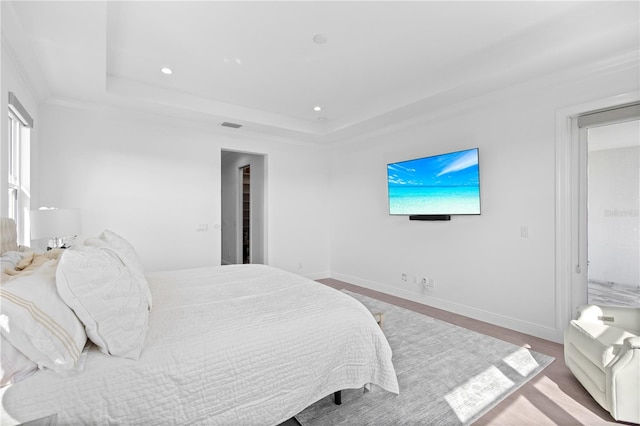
330;272;562;344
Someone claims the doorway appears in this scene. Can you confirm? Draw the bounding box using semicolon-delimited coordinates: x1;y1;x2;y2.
240;165;251;264
220;150;267;265
556;98;639;338
585;120;639;307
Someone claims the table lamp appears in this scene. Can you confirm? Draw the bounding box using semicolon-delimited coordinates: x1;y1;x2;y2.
30;207;81;249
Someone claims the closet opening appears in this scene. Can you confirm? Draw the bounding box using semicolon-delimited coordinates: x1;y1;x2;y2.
220;150;267;266
240;165;251;264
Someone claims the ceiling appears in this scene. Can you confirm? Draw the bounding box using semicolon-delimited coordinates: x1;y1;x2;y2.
3;1;639;143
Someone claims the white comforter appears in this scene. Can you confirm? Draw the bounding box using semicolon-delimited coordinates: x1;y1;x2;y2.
1;264;398;425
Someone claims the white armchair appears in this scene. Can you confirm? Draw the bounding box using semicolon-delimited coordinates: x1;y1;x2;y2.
564;304;640;423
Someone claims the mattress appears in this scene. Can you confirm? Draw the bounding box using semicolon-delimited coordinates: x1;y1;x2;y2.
1;264;398;425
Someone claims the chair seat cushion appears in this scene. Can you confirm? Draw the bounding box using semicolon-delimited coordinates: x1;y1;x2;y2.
569;320;637;369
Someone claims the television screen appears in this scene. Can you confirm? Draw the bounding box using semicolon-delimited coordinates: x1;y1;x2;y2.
387;148;481;215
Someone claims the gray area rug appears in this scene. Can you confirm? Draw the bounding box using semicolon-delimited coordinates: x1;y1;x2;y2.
296;291;554;425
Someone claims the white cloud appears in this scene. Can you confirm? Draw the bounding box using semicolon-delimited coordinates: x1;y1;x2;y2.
437;150;477;177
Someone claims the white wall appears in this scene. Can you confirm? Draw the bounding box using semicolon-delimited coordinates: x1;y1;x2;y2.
588;145;639;287
37;101;330;276
263;139;330;278
329;61;640;342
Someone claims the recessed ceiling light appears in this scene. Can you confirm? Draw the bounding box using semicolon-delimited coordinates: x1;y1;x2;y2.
313;105;322;112
313;34;328;45
161;67;173;75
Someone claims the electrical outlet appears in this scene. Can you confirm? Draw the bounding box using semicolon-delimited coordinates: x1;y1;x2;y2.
422;278;435;289
421;277;435;295
401;273;407;282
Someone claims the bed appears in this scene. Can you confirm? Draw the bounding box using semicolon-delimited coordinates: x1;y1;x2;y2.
0;223;399;425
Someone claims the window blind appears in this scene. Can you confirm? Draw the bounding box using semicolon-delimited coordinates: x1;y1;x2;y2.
8;92;34;128
577;102;640;128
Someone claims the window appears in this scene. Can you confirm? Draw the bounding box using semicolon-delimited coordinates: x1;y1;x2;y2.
7;92;33;245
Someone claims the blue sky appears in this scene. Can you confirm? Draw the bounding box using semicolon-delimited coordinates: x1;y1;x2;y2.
387;148;479;187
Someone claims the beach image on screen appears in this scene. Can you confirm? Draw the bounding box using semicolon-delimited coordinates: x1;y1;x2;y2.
387;148;480;215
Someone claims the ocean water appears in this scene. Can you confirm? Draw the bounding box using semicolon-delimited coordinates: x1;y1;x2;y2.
389;185;480;215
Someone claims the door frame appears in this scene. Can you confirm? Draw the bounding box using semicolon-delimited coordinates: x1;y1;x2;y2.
555;91;639;341
220;149;268;266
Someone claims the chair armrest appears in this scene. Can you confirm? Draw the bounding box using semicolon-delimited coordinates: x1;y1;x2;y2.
606;336;640;422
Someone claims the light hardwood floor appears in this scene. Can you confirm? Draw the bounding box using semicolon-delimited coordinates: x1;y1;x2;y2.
313;278;628;426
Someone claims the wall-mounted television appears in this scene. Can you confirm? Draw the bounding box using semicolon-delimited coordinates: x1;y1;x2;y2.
387;148;481;218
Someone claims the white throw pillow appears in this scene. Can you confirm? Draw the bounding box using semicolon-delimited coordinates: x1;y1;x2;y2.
0;260;87;372
1;251;26;283
99;230;144;273
0;334;38;387
82;237;109;248
56;245;149;360
1;251;25;271
98;230;152;308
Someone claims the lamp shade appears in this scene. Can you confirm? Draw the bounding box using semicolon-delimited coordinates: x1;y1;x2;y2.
30;208;81;240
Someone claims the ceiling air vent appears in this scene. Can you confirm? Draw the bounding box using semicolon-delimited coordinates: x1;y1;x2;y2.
220;121;242;129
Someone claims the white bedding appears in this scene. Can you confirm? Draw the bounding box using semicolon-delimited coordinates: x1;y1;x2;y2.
1;264;398;425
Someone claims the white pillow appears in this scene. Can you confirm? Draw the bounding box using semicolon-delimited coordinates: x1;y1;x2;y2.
99;230;152;308
83;237;109;248
1;251;25;270
1;251;26;282
0;260;87;372
99;230;144;273
1;334;37;387
56;245;149;360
